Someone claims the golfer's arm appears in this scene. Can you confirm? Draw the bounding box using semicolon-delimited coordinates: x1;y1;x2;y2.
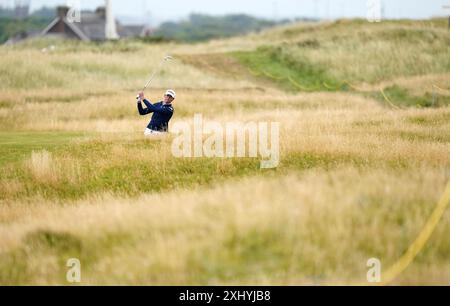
142;99;172;114
143;99;155;111
137;99;153;115
149;101;173;115
140;99;173;115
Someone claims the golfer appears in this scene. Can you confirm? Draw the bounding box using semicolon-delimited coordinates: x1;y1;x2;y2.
137;89;175;136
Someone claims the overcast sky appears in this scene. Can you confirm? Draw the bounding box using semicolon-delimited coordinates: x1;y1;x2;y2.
1;0;449;25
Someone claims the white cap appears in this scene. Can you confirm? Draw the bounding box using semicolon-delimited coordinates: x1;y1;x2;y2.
165;89;176;99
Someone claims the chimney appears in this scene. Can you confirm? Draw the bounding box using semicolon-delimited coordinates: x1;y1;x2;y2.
96;7;106;19
105;0;119;40
57;6;70;19
52;6;70;33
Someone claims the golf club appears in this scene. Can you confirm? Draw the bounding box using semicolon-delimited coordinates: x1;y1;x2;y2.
136;55;173;100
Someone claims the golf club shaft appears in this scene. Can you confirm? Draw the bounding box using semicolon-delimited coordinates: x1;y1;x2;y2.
143;71;157;91
137;56;172;100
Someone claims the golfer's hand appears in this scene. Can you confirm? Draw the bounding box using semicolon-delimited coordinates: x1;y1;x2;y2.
137;91;144;101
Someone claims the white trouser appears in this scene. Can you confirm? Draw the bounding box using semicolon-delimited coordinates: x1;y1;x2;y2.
144;128;167;137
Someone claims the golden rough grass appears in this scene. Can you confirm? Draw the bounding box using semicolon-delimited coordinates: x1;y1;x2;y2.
0;166;448;284
26;150;55;183
1;87;448;205
0;19;449;285
23;150;82;186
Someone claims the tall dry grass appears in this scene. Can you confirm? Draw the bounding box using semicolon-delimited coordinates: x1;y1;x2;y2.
26;150;55;183
1;166;449;284
0;18;449;285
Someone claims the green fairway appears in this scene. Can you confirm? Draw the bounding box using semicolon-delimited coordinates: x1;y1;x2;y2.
0;132;88;166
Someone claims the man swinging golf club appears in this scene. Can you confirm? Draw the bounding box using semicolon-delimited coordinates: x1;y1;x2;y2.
137;89;175;136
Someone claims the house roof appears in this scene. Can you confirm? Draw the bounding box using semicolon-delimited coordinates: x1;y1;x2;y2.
41;17;91;41
41;11;146;41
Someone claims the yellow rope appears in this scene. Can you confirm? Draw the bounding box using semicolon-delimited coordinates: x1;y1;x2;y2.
380;181;450;285
240;69;448;285
343;80;366;91
248;68;319;91
380;88;401;110
432;84;450;94
323;82;338;90
288;76;315;91
248;68;262;77
263;70;285;81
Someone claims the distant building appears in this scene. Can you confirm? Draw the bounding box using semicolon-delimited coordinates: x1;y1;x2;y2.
5;5;151;44
40;6;149;42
